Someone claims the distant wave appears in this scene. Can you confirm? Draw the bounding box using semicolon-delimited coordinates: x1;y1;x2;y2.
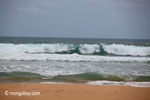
0;43;150;56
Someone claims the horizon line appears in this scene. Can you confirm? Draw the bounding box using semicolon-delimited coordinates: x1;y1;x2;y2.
0;35;150;40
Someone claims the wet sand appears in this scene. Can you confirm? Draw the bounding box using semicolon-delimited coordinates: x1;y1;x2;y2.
0;83;150;100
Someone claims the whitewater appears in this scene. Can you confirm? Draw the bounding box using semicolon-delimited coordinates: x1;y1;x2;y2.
0;38;150;87
0;43;150;62
0;43;150;56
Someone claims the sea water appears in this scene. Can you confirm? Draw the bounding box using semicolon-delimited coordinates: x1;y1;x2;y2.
0;37;150;87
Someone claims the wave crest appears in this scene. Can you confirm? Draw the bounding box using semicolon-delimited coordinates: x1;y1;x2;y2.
0;43;150;56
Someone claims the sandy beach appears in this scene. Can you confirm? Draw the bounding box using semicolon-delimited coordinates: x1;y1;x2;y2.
0;83;150;100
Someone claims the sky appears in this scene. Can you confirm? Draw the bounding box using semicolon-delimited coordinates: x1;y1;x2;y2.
0;0;149;39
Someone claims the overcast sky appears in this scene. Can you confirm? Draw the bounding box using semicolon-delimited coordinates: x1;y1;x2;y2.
0;0;149;39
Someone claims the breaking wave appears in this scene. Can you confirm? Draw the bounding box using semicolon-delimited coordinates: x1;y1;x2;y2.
0;43;150;56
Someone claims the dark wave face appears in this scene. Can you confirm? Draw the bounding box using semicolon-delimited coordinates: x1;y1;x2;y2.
0;37;150;45
0;72;150;83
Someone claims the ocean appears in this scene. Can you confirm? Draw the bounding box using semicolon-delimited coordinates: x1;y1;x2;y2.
0;37;150;87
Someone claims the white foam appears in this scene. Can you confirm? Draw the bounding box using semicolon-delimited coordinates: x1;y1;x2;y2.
40;82;68;84
0;43;70;54
0;43;150;56
0;53;149;62
79;44;100;54
39;81;150;87
103;44;150;56
87;81;150;87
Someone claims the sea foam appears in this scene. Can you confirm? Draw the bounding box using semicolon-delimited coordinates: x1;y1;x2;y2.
0;43;150;56
87;81;150;87
0;53;150;62
103;44;150;56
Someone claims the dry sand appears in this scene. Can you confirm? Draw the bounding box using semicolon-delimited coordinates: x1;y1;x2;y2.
0;83;150;100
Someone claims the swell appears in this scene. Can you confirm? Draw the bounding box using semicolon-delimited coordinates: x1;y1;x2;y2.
0;43;150;56
0;72;150;83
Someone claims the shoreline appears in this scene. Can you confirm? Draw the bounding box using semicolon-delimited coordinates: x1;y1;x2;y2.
0;83;150;100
